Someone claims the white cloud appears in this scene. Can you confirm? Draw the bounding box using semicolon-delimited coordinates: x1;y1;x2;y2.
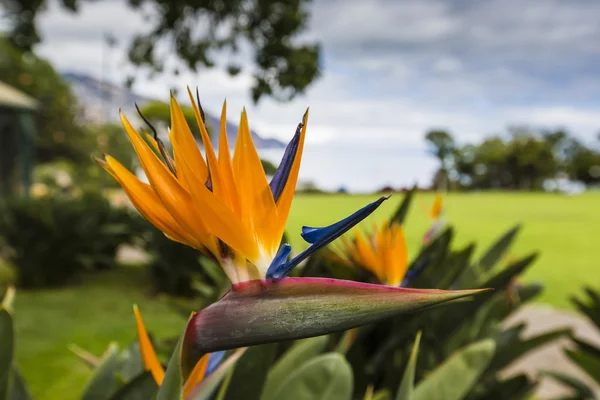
26;0;600;189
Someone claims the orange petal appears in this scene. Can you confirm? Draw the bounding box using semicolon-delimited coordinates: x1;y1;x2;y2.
183;353;210;397
133;305;165;385
233;110;281;252
431;194;443;219
186;88;229;206
169;95;209;182
119;111;216;253
232;109;277;251
388;224;408;286
101;156;195;247
354;229;380;279
217;100;242;216
174;132;259;262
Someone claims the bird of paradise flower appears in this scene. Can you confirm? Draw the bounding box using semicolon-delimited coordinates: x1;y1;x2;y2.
98;89;487;380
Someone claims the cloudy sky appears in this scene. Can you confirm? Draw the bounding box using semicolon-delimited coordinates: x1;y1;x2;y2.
16;0;600;189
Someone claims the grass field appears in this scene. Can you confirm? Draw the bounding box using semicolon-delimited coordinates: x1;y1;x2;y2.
10;191;600;399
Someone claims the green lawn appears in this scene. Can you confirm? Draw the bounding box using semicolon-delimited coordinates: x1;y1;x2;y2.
10;191;600;399
13;268;188;400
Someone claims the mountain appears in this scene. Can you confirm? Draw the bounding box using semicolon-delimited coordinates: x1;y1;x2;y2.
62;72;286;149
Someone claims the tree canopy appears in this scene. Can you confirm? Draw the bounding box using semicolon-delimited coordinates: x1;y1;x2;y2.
5;0;321;103
425;128;600;190
0;38;84;163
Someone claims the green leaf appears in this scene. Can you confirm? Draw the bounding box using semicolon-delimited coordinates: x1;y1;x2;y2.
262;353;353;400
335;329;358;354
489;328;570;372
182;277;488;375
373;390;392;400
413;339;496;400
185;348;247;400
119;341;145;382
0;310;14;400
156;334;184;400
565;349;600;386
69;344;100;369
110;372;158;400
437;244;475;289
396;331;421;400
80;343;121;400
1;287;15;314
478;225;521;271
264;336;329;396
223;344;277;400
472;374;537;400
541;370;595;399
389;185;416;225
8;368;32;400
572;337;600;360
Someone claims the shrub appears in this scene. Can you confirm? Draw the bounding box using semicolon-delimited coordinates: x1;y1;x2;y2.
0;192;144;287
544;287;600;398
144;228;229;299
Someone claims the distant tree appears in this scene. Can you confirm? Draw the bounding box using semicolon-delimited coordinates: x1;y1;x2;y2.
261;159;277;176
425;130;456;189
569;147;600;185
139;100;213;138
0;38;85;163
5;0;321;103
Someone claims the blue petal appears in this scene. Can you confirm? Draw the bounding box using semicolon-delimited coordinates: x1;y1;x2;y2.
400;259;429;287
267;196;389;279
266;243;292;278
206;351;227;375
269;120;303;202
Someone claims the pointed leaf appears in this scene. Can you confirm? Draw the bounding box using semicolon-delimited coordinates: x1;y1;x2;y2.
0;310;13;400
182;277;488;375
541;370;595;400
261;353;353;400
413;339;496;400
69;344;100;370
475;374;538;400
390;185;416;226
8;368;32;400
156;334;184;400
110;372;158;400
396;331;421;400
565;349;600;386
1;287;15;313
119;341;145;382
335;329;359;355
478;225;521;271
80;343;120;400
572;337;600;360
223;344;277;400
489;328;570;372
264;336;329;396
373;390;391;400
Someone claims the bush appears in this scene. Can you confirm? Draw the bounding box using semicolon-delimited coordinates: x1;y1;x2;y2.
0;192;144;288
144;228;228;299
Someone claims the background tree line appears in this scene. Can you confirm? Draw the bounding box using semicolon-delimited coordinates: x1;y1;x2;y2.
425;128;600;191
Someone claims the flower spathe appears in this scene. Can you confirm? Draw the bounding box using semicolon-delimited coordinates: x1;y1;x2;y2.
333;221;408;287
99;90;389;284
